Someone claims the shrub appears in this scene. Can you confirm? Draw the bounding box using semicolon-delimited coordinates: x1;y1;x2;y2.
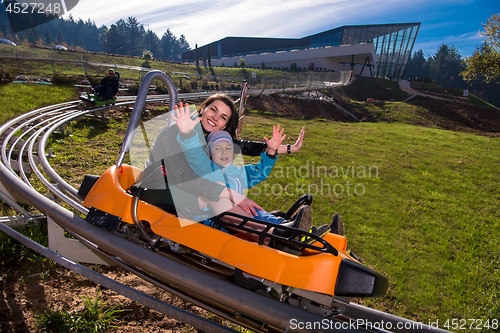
85;74;101;87
52;73;78;86
424;76;435;84
155;84;169;94
35;290;126;333
190;79;198;90
126;84;140;95
0;68;15;84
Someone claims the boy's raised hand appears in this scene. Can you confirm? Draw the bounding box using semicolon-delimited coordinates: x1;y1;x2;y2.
264;125;286;152
172;102;201;134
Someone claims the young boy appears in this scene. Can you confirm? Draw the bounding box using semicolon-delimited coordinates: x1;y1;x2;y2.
180;129;286;222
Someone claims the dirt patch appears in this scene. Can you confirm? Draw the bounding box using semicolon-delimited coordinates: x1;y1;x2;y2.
0;260;214;332
406;96;500;134
247;93;500;135
246;93;363;121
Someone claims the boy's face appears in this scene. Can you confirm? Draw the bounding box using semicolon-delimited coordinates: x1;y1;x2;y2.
211;141;234;167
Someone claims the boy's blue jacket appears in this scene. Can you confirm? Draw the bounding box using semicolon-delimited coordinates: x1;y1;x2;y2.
177;131;276;194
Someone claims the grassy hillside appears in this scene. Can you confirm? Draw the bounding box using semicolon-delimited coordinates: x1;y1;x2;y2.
343;76;409;101
343;76;497;109
336;76;500;136
0;44;289;87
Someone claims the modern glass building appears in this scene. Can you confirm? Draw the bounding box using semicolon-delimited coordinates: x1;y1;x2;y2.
183;22;421;80
314;23;421;79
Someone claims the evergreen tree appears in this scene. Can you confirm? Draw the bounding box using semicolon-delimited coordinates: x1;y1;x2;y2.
0;9;10;39
195;44;201;73
160;29;175;60
177;35;191;53
177;34;191;60
105;21;128;54
0;12;185;59
404;49;428;79
98;25;108;51
429;43;465;88
207;45;212;68
125;17;143;56
77;35;85;49
44;27;52;45
56;30;65;44
148;31;162;60
27;28;39;44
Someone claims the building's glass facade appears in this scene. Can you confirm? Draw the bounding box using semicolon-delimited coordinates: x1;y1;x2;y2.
183;23;420;80
309;23;420;79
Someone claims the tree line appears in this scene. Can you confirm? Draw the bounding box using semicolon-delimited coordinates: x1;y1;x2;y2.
0;11;191;61
404;13;499;107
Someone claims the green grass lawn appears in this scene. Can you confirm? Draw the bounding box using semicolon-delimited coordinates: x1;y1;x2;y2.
0;83;78;124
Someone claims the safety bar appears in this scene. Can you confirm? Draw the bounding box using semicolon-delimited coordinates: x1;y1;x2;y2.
212;211;339;255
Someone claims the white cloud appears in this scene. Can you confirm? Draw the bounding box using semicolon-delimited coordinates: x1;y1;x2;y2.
66;0;413;45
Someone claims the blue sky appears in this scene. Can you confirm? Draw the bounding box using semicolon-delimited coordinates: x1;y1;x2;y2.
64;0;499;58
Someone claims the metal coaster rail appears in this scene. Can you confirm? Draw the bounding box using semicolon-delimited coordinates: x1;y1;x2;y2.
0;72;449;333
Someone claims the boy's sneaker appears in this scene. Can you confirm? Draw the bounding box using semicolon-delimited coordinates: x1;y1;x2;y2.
273;205;313;239
330;213;345;236
302;224;331;245
346;249;361;262
292;205;312;232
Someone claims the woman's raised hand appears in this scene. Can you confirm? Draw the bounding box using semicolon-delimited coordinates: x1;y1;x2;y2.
171;102;201;134
276;126;305;154
291;126;305;152
264;125;286;152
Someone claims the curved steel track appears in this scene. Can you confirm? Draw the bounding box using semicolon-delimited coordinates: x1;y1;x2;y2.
0;78;450;333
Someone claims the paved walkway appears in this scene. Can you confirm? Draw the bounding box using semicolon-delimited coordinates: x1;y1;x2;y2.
398;80;451;101
398;80;473;105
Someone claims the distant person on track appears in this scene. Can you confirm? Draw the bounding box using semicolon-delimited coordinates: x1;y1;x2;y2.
94;69;119;101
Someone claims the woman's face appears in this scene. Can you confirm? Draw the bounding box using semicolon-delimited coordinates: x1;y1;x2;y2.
200;100;232;133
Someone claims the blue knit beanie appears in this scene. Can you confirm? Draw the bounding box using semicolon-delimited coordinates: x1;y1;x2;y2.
207;130;234;157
